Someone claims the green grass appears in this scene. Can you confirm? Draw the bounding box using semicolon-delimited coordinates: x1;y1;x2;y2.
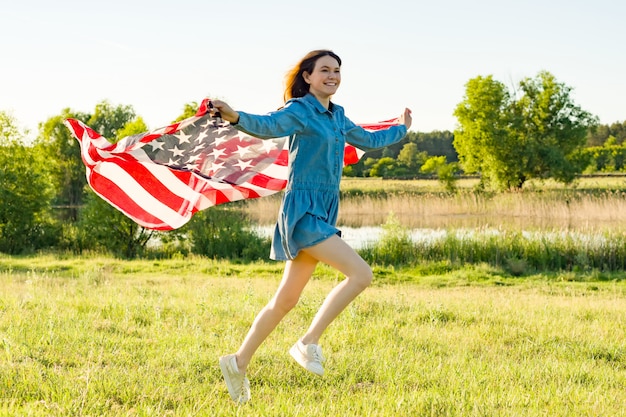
1;255;625;416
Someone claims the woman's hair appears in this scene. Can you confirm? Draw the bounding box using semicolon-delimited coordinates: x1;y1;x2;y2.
283;50;342;102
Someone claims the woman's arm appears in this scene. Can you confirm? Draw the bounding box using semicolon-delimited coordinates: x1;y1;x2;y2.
345;108;412;151
209;99;307;139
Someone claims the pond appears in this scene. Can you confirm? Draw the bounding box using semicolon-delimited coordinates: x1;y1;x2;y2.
244;190;626;249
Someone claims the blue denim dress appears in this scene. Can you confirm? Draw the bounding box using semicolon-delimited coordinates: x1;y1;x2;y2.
234;93;407;260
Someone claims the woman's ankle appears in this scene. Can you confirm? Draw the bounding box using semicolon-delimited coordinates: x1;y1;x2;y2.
234;353;248;373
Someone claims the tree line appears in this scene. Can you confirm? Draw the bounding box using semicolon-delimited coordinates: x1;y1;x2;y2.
0;70;622;256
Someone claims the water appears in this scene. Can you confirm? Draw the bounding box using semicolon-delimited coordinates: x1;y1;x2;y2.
250;225;448;250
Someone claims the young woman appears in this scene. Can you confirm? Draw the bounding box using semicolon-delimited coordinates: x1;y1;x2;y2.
211;50;412;403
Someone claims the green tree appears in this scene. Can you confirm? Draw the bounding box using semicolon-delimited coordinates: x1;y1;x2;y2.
454;75;518;189
369;157;408;178
36;101;137;221
397;142;427;172
36;109;90;221
174;101;200;122
115;116;148;140
587;121;626;146
0;112;56;253
409;130;457;162
79;190;154;258
420;156;460;192
87;100;136;139
0;112;24;145
454;71;597;190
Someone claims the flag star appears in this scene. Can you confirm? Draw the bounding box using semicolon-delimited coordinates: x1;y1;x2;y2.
209;147;226;159
215;126;230;135
186;154;200;164
174;131;192;144
185;163;197;170
235;145;253;158
234;159;253;170
170;146;185;157
167;158;179;165
149;141;164;151
196;130;209;142
210;161;225;172
192;144;204;153
260;140;278;153
213;134;229;146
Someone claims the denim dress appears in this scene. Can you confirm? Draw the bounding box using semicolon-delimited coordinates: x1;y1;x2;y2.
234;93;407;260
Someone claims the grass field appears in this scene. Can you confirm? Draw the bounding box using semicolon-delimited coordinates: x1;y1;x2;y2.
1;255;625;416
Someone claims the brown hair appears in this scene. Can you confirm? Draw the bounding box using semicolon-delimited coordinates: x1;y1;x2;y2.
283;50;342;102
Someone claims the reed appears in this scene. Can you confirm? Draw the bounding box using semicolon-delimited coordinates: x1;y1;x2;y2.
360;222;626;274
243;185;626;231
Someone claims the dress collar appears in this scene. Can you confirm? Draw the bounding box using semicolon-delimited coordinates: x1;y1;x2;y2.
304;93;334;114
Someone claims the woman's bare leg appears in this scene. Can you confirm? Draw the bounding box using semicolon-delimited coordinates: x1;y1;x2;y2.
234;251;318;372
299;235;373;345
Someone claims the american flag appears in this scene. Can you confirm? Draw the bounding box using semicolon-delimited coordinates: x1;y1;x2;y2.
65;98;397;230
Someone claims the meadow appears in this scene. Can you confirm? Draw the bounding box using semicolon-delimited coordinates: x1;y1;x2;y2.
2;177;626;416
1;255;625;416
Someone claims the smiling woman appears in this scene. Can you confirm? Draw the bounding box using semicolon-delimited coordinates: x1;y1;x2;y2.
284;50;342;105
210;49;412;403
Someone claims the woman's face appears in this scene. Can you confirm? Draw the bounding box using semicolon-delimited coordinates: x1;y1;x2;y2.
303;55;341;100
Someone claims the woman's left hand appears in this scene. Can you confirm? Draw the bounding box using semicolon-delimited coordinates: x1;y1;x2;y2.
399;108;412;130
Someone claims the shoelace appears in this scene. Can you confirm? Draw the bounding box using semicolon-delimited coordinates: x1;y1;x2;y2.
312;345;325;363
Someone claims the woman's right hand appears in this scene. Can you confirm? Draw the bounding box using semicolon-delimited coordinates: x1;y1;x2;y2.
210;99;240;124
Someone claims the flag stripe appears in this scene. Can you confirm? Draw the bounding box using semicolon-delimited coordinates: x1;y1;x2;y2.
88;169;172;230
102;156;194;215
90;163;190;228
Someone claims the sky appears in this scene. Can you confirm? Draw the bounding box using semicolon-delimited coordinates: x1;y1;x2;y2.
1;0;624;139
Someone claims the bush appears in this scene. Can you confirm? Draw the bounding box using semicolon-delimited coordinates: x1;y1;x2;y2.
0;133;57;254
78;190;154;258
359;213;415;265
185;205;270;261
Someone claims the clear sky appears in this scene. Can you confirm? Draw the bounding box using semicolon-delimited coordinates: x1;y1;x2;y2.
1;0;624;138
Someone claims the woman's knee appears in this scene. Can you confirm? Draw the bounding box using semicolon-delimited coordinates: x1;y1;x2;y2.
350;263;373;289
270;293;300;313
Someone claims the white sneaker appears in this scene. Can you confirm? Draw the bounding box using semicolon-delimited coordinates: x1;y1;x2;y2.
219;354;250;403
289;340;325;376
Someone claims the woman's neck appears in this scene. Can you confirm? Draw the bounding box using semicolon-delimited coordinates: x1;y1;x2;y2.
309;92;331;110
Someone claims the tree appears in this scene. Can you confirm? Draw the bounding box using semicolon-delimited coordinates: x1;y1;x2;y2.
0;112;24;145
397;142;427;172
587;121;626;146
420;156;460;192
79;190;154;258
174;101;200;122
0;112;56;253
87;100;136;140
369;157;408;178
454;71;598;190
409;130;458;162
36;109;90;221
36;101;137;221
